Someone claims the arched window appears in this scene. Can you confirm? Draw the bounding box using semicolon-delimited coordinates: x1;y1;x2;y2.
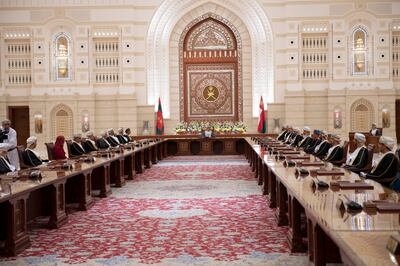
54;33;72;80
352;27;367;75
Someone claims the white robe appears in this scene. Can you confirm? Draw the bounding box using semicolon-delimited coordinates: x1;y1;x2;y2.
0;127;20;170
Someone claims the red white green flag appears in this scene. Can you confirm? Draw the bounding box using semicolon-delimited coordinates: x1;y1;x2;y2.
257;96;267;133
156;97;164;135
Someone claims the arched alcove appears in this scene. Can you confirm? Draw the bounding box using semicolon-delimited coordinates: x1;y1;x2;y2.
146;0;274;118
180;14;241;121
350;99;373;132
51;104;73;139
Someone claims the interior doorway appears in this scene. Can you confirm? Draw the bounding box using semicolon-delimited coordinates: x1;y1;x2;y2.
8;106;30;146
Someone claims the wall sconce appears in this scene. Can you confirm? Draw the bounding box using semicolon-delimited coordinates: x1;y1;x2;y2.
334;109;342;129
34;114;43;134
382;108;390;128
81;111;90;132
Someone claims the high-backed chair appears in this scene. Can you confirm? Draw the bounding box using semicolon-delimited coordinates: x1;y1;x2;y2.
17;145;30;169
45;142;55;160
66;140;74;158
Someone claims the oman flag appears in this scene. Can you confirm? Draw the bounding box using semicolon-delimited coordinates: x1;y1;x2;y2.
156;97;164;135
257;96;267;133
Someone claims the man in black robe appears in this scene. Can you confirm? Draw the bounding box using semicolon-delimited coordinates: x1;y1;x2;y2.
304;130;322;153
360;136;398;187
313;131;332;158
0;148;15;174
96;131;112;150
83;132;98;152
344;133;368;172
106;128;120;147
297;126;312;148
324;134;344;165
22;136;42;167
70;134;87;157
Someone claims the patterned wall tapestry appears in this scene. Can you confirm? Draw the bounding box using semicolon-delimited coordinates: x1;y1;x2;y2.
180;13;242;122
187;64;235;119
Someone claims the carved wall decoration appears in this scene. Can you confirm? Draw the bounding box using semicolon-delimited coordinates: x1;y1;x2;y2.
51;104;73;139
333;108;342;129
180;14;242;121
350;99;373;132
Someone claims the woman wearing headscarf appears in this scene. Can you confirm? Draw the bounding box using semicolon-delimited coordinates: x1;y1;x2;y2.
22;136;42;167
53;135;67;160
360;136;398;187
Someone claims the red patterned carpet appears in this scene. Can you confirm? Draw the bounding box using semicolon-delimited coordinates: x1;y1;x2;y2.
1;156;307;266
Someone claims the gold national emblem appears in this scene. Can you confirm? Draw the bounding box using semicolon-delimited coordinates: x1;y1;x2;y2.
203;85;219;102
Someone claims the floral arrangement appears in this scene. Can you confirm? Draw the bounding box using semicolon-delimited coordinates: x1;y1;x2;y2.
174;121;247;134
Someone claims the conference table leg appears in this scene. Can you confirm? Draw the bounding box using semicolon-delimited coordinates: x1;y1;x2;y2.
151;146;158;164
1;195;31;256
99;164;112;197
268;169;277;208
110;159;126;187
307;216;342;265
262;164;269;195
254;155;259;179
144;148;152;169
79;170;94;210
287;195;307;252
125;154;136;180
257;157;264;186
275;181;288;226
48;180;68;229
135;151;144;174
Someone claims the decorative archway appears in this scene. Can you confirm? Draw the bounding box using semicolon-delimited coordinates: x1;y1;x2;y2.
146;0;274;118
180;14;241;121
350;99;373;132
51;104;73;139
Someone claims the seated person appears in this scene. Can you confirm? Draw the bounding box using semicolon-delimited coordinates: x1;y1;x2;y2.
53;135;67;160
106;128;120;147
202;127;214;138
277;125;288;141
296;127;312;148
96;131;112;150
116;128;129;144
369;123;382;136
344;133;368;172
83;131;98;152
304;130;322;153
0;147;16;174
323;134;344;165
284;127;298;144
313;131;332;158
70;133;87;156
289;127;302;146
360;136;398;187
124;128;133;143
22;136;43;167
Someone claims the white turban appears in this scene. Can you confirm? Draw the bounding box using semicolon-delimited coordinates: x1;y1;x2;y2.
321;130;328;136
331;133;341;140
293;127;300;133
379;136;395;150
86;131;94;137
118;127;124;134
73;133;82;139
26;136;37;147
100;131;107;137
107;128;114;133
354;133;366;143
303;126;311;132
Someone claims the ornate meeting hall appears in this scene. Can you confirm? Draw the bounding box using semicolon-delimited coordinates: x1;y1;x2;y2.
0;0;400;265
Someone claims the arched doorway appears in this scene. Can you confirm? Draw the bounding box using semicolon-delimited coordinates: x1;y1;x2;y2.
51;104;73;139
180;14;241;122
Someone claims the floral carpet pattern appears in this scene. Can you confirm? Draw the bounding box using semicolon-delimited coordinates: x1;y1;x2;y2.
2;156;307;266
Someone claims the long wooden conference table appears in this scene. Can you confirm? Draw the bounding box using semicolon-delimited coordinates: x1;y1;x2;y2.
2;133;398;265
245;136;400;266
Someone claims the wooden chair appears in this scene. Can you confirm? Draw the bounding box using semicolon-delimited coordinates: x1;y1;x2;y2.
17;145;30;169
45;142;55;160
66;140;76;158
